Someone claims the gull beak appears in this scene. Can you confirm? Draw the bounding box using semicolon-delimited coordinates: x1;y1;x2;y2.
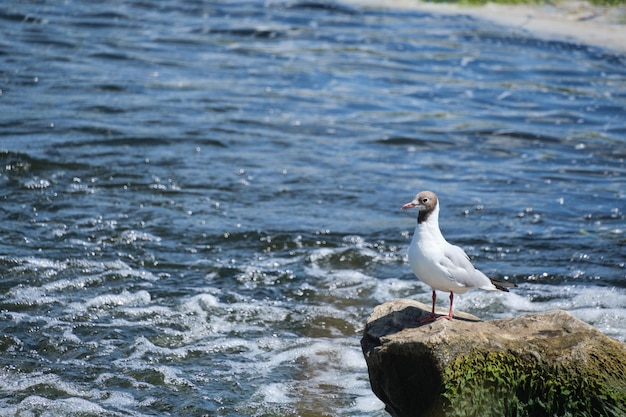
401;201;418;210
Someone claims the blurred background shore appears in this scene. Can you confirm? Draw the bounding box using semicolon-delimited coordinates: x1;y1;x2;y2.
345;0;626;53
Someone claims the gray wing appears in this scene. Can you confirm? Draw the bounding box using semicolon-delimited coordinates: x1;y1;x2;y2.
439;244;492;289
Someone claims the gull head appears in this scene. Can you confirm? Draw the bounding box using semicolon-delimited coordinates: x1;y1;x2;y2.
401;190;438;212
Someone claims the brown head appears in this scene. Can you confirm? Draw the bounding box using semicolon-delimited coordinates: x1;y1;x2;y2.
401;191;439;224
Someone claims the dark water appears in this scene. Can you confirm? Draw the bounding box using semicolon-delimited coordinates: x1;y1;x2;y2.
1;0;625;415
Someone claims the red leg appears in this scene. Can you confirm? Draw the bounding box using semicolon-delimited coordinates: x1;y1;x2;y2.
437;292;454;320
431;290;436;316
418;290;437;323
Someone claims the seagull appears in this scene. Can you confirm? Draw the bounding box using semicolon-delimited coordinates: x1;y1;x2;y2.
401;191;514;321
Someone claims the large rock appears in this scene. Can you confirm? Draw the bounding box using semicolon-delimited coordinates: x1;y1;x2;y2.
361;298;626;417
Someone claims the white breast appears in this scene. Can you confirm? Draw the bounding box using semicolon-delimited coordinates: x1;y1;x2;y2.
407;223;494;294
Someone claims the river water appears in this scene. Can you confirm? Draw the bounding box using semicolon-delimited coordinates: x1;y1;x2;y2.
1;1;625;416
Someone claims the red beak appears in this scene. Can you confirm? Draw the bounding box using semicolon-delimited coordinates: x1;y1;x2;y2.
401;201;417;210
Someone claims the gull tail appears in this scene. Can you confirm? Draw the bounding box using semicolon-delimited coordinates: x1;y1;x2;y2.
490;278;517;292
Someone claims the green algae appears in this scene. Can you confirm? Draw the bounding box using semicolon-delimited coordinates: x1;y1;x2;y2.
440;350;626;417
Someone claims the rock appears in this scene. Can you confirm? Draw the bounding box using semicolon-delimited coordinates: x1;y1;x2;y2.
361;298;626;417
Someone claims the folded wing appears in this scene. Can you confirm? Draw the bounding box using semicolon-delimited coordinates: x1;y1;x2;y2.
439;244;496;290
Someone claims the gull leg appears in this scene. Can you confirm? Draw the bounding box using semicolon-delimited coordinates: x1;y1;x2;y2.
418;290;437;323
431;290;436;316
437;292;454;320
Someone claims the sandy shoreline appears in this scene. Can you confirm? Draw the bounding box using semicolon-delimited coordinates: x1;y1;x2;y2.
342;0;626;54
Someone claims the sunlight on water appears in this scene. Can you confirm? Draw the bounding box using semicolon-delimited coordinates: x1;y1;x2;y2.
1;0;625;415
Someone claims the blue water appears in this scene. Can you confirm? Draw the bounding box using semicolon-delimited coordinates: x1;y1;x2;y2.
1;1;625;415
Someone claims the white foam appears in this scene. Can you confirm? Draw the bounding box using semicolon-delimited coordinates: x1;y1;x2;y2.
4;257;159;309
371;277;422;304
0;372;86;397
62;328;82;344
115;304;175;320
42;275;104;292
0;396;108;416
305;259;376;300
23;177;51;189
117;230;162;244
183;291;294;338
256;382;293;404
81;290;152;310
337;343;367;370
354;394;386;413
7;256;68;273
308;243;401;268
448;283;626;341
124;336;190;361
155;365;195;388
101;391;137;407
248;336;381;408
3;247;621;417
5;285;56;306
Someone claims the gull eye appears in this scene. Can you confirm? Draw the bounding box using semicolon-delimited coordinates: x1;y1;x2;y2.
421;198;428;203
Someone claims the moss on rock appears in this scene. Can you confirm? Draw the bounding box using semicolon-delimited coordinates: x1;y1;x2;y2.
441;349;626;417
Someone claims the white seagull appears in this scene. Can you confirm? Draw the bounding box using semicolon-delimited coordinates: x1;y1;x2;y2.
401;191;514;321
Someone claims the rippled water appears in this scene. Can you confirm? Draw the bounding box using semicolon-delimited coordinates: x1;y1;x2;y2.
1;1;625;415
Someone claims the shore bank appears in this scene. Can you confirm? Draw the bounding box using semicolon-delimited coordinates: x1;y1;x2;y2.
344;0;626;54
